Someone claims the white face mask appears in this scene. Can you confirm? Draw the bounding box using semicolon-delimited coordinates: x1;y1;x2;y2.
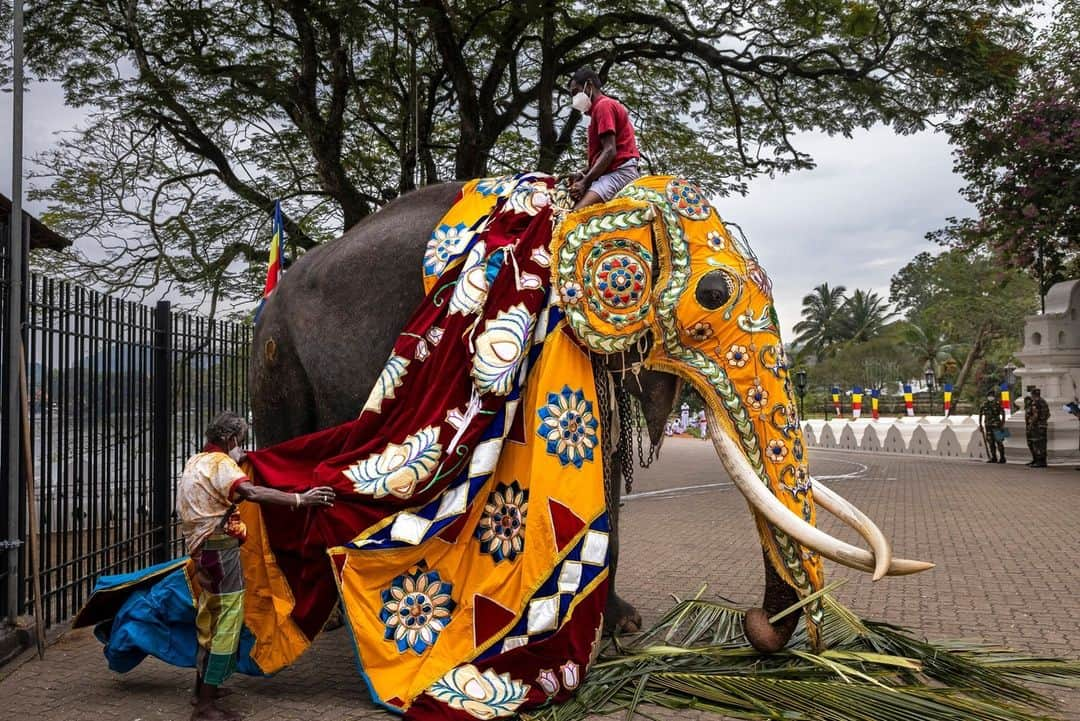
571;88;592;114
227;437;244;462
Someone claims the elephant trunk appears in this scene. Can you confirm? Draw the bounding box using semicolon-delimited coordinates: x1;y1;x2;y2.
743;549;800;653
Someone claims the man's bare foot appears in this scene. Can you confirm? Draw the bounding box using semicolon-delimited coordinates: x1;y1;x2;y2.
190;701;239;721
190;687;233;705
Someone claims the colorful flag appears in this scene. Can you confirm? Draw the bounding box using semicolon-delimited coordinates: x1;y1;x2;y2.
852;386;863;419
943;383;953;416
831;387;841;417
870;388;880;420
254;201;284;324
1000;382;1011;420
903;384;914;417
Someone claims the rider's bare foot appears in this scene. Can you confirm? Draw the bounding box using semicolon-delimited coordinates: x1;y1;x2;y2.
191;687;233;705
190;701;239;721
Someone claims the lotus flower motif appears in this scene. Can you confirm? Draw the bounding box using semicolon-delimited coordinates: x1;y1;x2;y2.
424;222;474;277
475;175;516;197
472;303;534;396
449;242;490;316
380;567;455;655
506;180;551;216
537;386;598;468
475;481;528;562
426;664;529;719
345;426;442;499
362;354;409;414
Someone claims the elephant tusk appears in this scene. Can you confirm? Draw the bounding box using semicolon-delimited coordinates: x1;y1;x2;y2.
810;479;892;581
705;408;935;578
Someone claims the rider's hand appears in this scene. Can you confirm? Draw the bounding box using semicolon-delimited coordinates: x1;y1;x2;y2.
569;180;587;200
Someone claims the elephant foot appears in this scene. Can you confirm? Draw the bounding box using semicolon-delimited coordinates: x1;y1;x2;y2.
743;607;799;654
603;592;642;635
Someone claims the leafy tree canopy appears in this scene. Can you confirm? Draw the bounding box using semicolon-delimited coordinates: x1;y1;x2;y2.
889;248;1036;397
929;1;1080;302
24;0;1032;307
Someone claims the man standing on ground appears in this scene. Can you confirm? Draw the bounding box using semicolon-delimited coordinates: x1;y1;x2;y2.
178;412;336;721
566;68;641;209
978;391;1006;463
1029;388;1051;468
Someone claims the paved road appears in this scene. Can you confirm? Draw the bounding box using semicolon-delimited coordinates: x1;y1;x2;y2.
2;441;1077;721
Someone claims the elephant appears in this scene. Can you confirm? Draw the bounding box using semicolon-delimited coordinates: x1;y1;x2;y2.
250;175;932;653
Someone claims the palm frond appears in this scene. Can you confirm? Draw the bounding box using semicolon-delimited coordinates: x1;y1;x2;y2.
526;594;1080;721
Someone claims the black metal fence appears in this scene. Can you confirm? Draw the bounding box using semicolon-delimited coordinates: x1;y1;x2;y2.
2;222;251;628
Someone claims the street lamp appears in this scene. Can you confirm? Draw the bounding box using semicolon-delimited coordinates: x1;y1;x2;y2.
924;367;936;415
1003;363;1017;392
794;369;808;420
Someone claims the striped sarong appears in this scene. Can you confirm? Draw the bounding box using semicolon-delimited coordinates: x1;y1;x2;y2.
193;534;244;686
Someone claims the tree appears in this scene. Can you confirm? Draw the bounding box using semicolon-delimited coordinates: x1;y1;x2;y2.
27;0;1032;307
889;249;1037;398
837;289;894;343
899;320;954;381
929;3;1080;308
809;326;921;392
793;283;847;361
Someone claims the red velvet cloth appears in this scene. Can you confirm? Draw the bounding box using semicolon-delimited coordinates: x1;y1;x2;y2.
246;185;557;640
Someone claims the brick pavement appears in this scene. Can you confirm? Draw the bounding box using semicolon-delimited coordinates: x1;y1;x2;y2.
1;441;1077;721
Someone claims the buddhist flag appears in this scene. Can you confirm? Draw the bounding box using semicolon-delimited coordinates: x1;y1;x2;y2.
254;201;284;324
903;384;914;416
1001;382;1011;420
870;388;880;420
831;387;841;417
852;386;863;419
943;383;953;416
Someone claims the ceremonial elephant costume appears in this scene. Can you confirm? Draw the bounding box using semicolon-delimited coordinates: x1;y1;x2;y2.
250;175;931;655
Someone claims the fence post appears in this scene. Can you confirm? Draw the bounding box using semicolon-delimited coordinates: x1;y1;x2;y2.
151;301;172;564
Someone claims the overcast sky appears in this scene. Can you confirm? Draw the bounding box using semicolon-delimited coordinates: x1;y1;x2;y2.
0;81;973;337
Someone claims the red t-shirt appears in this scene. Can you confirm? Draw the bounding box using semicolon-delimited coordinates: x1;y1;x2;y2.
587;95;639;174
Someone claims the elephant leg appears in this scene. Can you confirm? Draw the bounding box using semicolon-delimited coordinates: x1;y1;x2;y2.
601;385;642;636
742;548;800;653
603;470;642;635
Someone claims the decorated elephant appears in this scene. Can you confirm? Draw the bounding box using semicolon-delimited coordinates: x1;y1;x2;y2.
250;174;933;656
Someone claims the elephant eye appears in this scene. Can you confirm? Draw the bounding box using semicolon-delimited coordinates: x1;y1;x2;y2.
695;270;736;310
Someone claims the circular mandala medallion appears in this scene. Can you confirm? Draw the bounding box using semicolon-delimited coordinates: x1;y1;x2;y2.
581;239;652;326
666;178;712;221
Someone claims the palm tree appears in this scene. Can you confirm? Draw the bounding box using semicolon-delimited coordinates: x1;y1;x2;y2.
838;289;895;343
793;283;848;361
900;321;954;377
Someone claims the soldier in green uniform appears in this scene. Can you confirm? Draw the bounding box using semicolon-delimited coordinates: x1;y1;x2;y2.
978;391;1006;463
1029;388;1051;467
1023;394;1037;465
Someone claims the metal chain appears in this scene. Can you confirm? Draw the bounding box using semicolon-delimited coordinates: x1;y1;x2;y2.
635;408;658;469
615;387;635;494
593;361;615;499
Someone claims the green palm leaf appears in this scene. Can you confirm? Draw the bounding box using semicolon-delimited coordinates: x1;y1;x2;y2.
527;595;1080;721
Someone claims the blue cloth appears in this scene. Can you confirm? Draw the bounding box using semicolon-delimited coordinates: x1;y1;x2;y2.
89;560;263;676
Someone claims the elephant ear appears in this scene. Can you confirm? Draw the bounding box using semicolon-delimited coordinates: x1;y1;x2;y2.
551;197;661;355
